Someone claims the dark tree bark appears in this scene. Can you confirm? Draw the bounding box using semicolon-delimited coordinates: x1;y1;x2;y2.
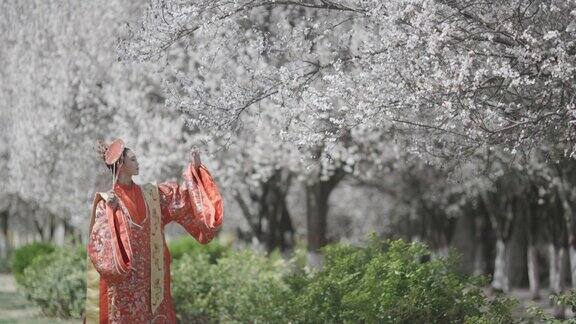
235;168;294;254
0;210;9;259
306;167;347;268
473;210;489;276
479;189;516;293
545;192;568;318
524;186;543;300
263;170;295;253
33;219;45;241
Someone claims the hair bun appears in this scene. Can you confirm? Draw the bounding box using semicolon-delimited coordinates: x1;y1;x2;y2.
95;140;109;164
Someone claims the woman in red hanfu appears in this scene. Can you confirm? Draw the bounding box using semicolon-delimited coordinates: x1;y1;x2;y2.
84;139;224;324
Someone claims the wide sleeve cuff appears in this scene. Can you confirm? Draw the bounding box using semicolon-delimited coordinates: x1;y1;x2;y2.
159;163;224;244
87;200;132;282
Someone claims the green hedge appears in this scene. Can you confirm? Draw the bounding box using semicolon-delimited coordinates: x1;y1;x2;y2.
20;245;86;318
15;235;517;323
11;242;55;285
171;234;516;323
172;249;290;323
288;237;516;323
168;235;230;263
526;289;576;323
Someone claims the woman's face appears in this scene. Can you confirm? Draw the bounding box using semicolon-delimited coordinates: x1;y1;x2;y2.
121;149;139;176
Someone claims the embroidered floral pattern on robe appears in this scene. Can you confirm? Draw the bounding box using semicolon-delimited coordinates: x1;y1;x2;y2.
87;163;223;324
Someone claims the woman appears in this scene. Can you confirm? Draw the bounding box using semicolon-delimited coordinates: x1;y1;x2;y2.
84;139;224;324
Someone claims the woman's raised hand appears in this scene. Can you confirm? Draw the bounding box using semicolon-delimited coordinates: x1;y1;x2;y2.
189;146;202;171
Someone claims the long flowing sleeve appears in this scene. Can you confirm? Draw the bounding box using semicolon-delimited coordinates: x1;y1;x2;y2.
158;163;224;244
87;200;132;282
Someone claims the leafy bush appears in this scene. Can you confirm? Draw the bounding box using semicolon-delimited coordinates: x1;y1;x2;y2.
11;242;55;285
20;245;86;319
171;249;291;323
11;235;516;323
525;289;576;323
289;236;516;323
168;235;230;263
171;234;516;323
293;237;512;323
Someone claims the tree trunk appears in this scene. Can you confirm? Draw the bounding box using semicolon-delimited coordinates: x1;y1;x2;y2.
473;243;485;276
549;244;565;294
479;190;515;294
264;194;294;254
423;203;455;261
278;203;295;253
266;192;280;252
549;244;566;318
264;170;294;254
0;210;9;259
492;238;510;293
473;215;486;276
48;213;57;242
33;219;45;241
570;245;576;289
305;165;347;269
526;201;540;300
235;169;295;254
556;181;576;291
306;182;328;269
527;244;540;300
63;218;79;245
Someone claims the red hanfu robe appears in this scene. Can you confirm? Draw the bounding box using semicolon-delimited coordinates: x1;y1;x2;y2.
86;163;224;323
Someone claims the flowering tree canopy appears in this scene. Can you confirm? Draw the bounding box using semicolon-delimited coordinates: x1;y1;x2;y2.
121;0;576;163
0;0;192;234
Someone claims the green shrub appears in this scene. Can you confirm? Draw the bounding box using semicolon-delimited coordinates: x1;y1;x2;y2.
168;235;230;263
525;289;576;323
171;234;515;323
11;242;55;285
171;249;291;323
289;235;517;323
20;245;86;319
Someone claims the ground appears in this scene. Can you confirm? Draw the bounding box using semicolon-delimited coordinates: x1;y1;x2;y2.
0;273;78;324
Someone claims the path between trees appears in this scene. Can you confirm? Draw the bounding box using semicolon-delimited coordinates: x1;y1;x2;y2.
0;273;78;324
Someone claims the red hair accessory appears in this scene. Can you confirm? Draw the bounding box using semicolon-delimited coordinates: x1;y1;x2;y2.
105;139;125;165
95;138;126;188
